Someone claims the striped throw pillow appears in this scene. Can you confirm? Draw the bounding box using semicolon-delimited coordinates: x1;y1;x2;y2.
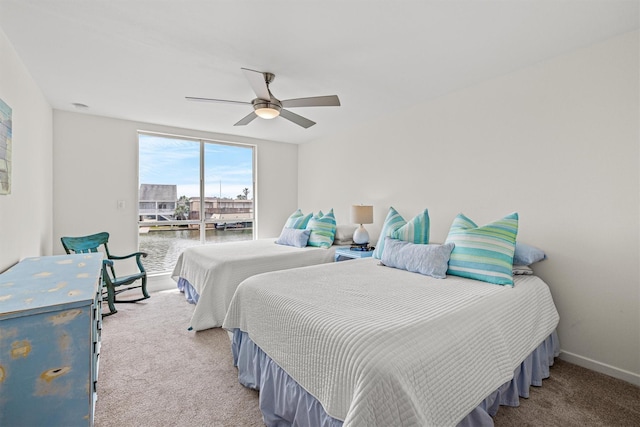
445;212;519;286
372;207;406;259
284;209;312;229
391;208;430;245
307;209;337;248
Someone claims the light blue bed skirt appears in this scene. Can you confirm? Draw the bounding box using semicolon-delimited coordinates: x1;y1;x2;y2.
231;328;560;427
176;277;199;304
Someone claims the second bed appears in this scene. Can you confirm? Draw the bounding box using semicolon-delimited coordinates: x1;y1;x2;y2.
172;238;337;330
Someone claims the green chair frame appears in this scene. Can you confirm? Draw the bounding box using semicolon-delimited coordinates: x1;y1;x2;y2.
61;231;149;315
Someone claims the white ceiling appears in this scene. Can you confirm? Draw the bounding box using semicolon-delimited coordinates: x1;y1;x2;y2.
1;1;638;144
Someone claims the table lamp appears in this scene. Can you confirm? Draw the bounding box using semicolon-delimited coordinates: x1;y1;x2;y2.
351;205;374;246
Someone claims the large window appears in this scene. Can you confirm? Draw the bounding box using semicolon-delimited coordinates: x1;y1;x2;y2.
138;132;255;274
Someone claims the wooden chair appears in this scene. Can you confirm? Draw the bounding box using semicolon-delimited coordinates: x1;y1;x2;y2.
61;232;149;315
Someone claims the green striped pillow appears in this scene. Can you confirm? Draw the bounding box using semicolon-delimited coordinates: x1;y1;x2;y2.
445;212;519;286
306;209;337;248
391;208;430;245
284;209;312;229
372;207;406;259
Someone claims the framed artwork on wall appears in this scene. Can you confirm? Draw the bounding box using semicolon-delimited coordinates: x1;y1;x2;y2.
0;98;12;195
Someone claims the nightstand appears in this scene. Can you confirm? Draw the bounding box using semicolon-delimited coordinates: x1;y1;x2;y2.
334;246;375;262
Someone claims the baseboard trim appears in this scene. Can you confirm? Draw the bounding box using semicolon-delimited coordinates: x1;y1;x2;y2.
147;272;177;292
559;349;640;387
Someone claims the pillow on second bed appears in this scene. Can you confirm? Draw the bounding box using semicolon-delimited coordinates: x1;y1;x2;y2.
307;209;337;248
513;242;546;265
512;264;534;275
373;207;430;259
284;209;313;229
276;228;311;248
445;212;519;286
372;207;406;259
381;237;454;279
334;224;357;245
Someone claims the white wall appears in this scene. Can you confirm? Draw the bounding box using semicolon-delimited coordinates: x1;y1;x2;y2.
52;111;298;261
0;27;53;272
298;31;640;385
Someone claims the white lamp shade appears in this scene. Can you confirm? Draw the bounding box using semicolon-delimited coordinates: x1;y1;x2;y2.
351;205;373;225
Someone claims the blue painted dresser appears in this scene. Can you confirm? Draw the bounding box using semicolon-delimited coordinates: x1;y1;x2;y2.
0;253;103;426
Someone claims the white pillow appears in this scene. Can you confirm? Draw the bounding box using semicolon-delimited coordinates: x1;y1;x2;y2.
512;264;534;275
334;224;357;245
275;228;311;248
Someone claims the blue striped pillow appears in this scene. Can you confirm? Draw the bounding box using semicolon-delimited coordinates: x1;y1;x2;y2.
445;212;519;286
391;208;430;245
307;209;337;248
284;209;312;229
372;207;407;259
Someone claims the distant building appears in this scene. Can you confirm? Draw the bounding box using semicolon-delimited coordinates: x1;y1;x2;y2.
139;184;177;221
188;197;253;228
138;185;253;228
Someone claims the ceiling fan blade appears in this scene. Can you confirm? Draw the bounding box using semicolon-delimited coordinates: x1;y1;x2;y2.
234;111;258;126
186;96;250;106
281;95;341;108
241;68;271;100
279;109;316;128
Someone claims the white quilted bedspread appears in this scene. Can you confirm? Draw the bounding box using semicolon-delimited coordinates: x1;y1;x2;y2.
223;258;559;426
171;239;336;330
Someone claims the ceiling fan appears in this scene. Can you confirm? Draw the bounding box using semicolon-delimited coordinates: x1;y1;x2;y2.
186;68;340;129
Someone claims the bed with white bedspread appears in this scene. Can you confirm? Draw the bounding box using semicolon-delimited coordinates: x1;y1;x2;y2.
172;238;337;331
223;257;560;426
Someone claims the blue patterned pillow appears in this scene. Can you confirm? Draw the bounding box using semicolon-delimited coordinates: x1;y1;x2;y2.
391;208;430;244
381;237;454;279
372;207;406;259
276;228;311;248
284;209;312;229
306;209;336;248
445;212;519;286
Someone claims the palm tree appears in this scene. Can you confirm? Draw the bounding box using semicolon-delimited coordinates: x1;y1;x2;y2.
174;195;190;220
237;188;250;200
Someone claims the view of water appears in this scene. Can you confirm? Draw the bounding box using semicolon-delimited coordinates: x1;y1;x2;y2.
139;228;253;273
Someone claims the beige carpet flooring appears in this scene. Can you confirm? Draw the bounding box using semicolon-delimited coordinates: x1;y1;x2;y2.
95;289;640;427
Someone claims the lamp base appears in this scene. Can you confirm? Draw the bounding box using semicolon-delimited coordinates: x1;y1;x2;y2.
353;225;369;245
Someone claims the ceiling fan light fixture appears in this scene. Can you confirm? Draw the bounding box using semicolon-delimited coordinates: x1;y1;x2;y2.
253;100;282;119
255;107;280;119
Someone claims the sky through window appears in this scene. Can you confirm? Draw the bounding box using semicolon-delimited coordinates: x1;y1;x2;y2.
139;134;253;200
